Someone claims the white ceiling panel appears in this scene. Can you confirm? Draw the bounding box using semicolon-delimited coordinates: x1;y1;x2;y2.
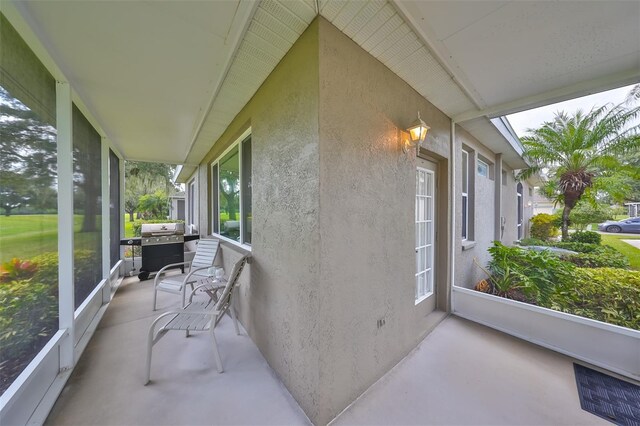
396;0;640;116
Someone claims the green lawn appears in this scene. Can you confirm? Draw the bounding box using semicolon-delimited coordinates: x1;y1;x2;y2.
601;234;640;271
0;214;101;263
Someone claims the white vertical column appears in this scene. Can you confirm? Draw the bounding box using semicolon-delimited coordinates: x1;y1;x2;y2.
101;138;110;302
494;153;503;241
449;121;456;311
56;81;75;370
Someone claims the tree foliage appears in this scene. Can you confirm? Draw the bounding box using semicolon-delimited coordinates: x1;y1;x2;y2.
0;86;57;216
124;161;178;220
519;93;640;240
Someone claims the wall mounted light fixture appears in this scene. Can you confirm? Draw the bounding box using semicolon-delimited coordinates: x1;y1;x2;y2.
403;111;430;153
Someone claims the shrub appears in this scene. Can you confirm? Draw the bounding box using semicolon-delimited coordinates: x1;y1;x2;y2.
518;238;547;247
530;213;560;241
569;202;613;231
548;268;640;330
0;279;58;364
552;242;600;253
568;231;601;245
562;246;630;269
0;258;37;283
486;242;575;303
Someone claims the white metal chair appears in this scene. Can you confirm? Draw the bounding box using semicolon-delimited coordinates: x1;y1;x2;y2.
144;254;249;384
152;238;219;310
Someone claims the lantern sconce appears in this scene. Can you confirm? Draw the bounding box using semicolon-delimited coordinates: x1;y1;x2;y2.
402;111;430;153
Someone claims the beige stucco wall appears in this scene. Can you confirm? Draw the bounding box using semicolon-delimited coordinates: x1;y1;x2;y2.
195;20;323;419
315;17;453;425
455;127;497;289
190;16;531;425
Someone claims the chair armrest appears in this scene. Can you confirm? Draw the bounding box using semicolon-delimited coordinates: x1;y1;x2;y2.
183;265;213;283
153;261;192;286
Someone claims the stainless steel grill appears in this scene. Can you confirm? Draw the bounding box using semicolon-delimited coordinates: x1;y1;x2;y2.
138;223;186;280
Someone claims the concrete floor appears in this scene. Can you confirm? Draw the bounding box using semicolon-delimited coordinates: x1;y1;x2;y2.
46;277;606;426
332;317;607;426
45;277;311;425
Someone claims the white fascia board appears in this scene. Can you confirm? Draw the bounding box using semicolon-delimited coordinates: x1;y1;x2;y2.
490;117;525;157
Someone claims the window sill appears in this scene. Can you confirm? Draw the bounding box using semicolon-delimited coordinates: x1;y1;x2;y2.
462;240;476;251
211;234;252;254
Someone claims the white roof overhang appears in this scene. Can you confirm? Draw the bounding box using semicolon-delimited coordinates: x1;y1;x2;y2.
5;0;638;179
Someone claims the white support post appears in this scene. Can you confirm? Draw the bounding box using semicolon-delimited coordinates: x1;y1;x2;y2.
119;153;126;271
494;153;503;241
56;81;75;371
449;120;456;312
101;138;110;303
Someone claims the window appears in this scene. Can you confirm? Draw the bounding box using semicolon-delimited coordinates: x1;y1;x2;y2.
187;178;196;231
502;170;507;186
72;104;103;309
461;150;469;240
517;182;523;239
477;158;489;177
0;13;60;395
211;133;252;246
109;149;120;268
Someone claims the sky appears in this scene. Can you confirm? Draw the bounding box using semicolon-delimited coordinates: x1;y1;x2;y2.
506;84;636;138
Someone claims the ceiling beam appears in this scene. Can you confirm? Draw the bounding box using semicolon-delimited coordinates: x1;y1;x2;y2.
453;69;640;123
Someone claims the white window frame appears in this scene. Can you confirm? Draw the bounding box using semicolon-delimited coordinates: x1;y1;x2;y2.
187;177;197;233
461;149;469;241
210;128;252;250
477;158;489;177
415;166;435;304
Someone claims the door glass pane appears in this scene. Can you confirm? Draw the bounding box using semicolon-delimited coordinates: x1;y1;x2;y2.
416;167;435;301
219;147;240;241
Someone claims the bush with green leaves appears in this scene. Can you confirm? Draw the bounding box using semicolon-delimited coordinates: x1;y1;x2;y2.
530;213;560;241
552;242;600;253
548;268;640;329
568;231;601;245
568;202;613;231
0;278;58;393
518;237;547;247
562;246;630;269
486;242;575;303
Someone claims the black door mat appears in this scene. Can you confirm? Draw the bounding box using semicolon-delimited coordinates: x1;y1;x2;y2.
574;363;640;426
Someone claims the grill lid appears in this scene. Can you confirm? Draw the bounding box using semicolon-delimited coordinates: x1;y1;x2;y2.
141;223;185;236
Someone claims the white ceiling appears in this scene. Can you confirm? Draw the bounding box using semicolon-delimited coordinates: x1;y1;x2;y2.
9;0;640;173
396;0;640;118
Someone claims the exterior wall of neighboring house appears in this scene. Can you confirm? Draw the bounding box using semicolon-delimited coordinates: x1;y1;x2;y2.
190;17;529;425
168;194;185;221
533;190;556;215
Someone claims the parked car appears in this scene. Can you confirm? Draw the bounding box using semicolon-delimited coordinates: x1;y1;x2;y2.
598;217;640;233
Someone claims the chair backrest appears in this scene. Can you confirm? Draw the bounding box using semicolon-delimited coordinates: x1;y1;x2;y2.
190;239;220;277
214;255;249;317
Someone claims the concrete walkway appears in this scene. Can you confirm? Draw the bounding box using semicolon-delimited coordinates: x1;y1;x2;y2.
622;239;640;249
47;278;607;425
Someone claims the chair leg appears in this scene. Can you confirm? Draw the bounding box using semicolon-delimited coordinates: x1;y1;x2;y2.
229;305;240;336
152;287;158;311
145;325;156;384
211;330;224;373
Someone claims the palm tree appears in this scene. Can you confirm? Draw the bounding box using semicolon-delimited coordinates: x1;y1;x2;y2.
519;101;640;240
